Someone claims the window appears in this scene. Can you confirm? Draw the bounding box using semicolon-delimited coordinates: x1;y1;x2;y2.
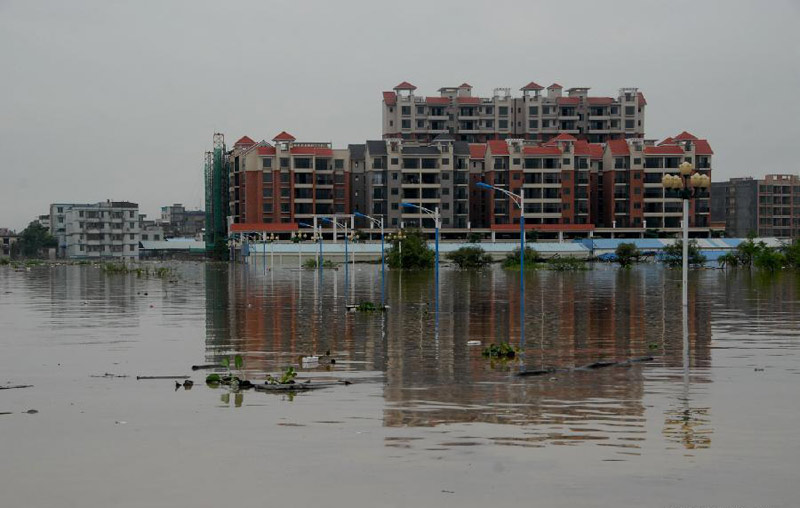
512;158;520;165
262;158;272;169
392;172;398;180
334;159;344;169
389;120;393;127
129;211;135;218
401;106;411;116
280;203;289;213
391;188;398;195
529;119;538;129
625;106;635;116
499;120;508;129
442;173;450;180
416;106;425;115
280;172;290;183
263;188;272;198
529;106;538;115
417;120;424;128
281;188;289;198
263;203;272;213
79;211;84;217
402;120;410;129
280;158;290;168
263;172;272;183
442;158;449;165
129;234;135;240
633;158;641;165
563;158;570;165
625;120;634;129
391;158;399;165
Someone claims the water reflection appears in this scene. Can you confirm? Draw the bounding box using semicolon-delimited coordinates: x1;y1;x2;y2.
199;263;729;450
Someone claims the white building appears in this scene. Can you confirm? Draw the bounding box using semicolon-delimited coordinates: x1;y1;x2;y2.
49;201;140;259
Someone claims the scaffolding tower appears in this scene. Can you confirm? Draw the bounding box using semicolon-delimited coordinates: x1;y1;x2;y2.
204;133;229;254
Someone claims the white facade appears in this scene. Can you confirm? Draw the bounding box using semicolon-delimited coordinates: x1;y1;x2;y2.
50;201;140;259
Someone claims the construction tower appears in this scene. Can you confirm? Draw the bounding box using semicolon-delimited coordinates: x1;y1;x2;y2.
204;133;229;255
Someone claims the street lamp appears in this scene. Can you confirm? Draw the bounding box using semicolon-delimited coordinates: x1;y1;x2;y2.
661;162;710;307
299;222;322;269
475;181;526;352
353;211;386;309
321;217;350;273
265;233;277;271
291;231;309;269
388;229;406;267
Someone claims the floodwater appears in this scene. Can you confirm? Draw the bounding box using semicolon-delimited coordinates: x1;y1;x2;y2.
1;261;798;507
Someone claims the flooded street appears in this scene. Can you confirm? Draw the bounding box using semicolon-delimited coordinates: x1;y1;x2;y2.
1;262;798;507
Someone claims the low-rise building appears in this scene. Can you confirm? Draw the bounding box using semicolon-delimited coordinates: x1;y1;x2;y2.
49;201;140;259
0;228;17;258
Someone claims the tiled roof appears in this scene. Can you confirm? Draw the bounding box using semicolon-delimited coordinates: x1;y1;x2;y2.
469;144;487;159
487;140;509;155
608;139;630;156
658;137;675;146
694;139;714;155
456;96;481;104
674;131;698;141
548;83;563;89
366;140;387;156
587;97;614;105
556;97;580;105
257;146;276;155
523;146;561;155
644;145;684;155
348;144;365;160
394;81;417;90
382;91;396;106
289;146;333;156
547;133;578;142
426;97;450;105
272;131;296;142
521;81;544;91
234;136;256;146
459;82;472;88
574;140;603;159
637;92;647;105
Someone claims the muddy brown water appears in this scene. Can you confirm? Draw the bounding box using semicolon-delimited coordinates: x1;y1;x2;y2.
0;262;798;507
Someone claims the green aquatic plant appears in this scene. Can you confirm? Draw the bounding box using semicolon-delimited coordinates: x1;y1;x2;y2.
266;366;298;385
481;342;519;359
355;301;379;312
546;256;588;272
447;246;493;269
501;247;542;270
303;258;337;269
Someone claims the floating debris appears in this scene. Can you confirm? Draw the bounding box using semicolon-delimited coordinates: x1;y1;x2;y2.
136;375;190;380
0;384;33;391
191;364;225;371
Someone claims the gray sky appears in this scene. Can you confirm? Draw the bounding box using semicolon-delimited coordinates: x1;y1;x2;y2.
1;0;799;231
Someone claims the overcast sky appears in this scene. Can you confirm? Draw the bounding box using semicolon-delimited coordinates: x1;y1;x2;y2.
1;0;799;230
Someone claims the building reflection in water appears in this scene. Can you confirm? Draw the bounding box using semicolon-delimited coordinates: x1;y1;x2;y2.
202;263;800;449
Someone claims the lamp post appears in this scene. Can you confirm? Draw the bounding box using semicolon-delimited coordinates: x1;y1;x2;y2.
388;230;406;268
661;162;710;308
475;181;526;351
298;222;316;269
353;211;386;308
266;233;276;270
400;202;440;282
321;217;350;274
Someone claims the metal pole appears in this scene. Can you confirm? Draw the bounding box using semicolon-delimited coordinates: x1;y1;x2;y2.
434;208;440;323
318;227;323;271
520;193;525;351
298;235;302;269
270;238;274;270
380;218;385;308
682;197;689;308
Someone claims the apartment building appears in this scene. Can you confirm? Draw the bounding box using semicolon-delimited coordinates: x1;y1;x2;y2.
382;81;646;144
711;178;758;237
159;203;205;237
227;132;351;230
223;130;711;238
49;201;140;259
756;174;800;239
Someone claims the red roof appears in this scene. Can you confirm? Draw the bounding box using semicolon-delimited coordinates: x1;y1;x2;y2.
394;81;417;90
637;92;647;105
644;145;685;155
426;97;450;105
608;139;630;156
272;131;296;142
469;144;486;159
487;140;509;155
382;91;397;106
548;83;563;89
674;131;698;141
658;137;675;146
234;136;256;146
456;96;481;104
547;133;577;142
587;97;614;105
556;97;580;105
694;139;713;155
574;140;603;159
257;146;276;155
231;223;299;233
521;81;544;91
523;146;561;155
459;82;472;89
290;146;333;156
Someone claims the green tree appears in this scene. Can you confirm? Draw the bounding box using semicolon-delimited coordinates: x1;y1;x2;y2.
14;222;57;259
386;229;434;269
501;246;541;269
783;239;800;269
661;240;706;268
754;248;786;271
447;246;493;269
615;242;641;268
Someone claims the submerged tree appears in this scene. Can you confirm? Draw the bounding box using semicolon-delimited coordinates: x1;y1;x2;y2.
661;240;706;268
386;229;434;269
447;246;493;269
13;222;57;259
615;242;641;268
